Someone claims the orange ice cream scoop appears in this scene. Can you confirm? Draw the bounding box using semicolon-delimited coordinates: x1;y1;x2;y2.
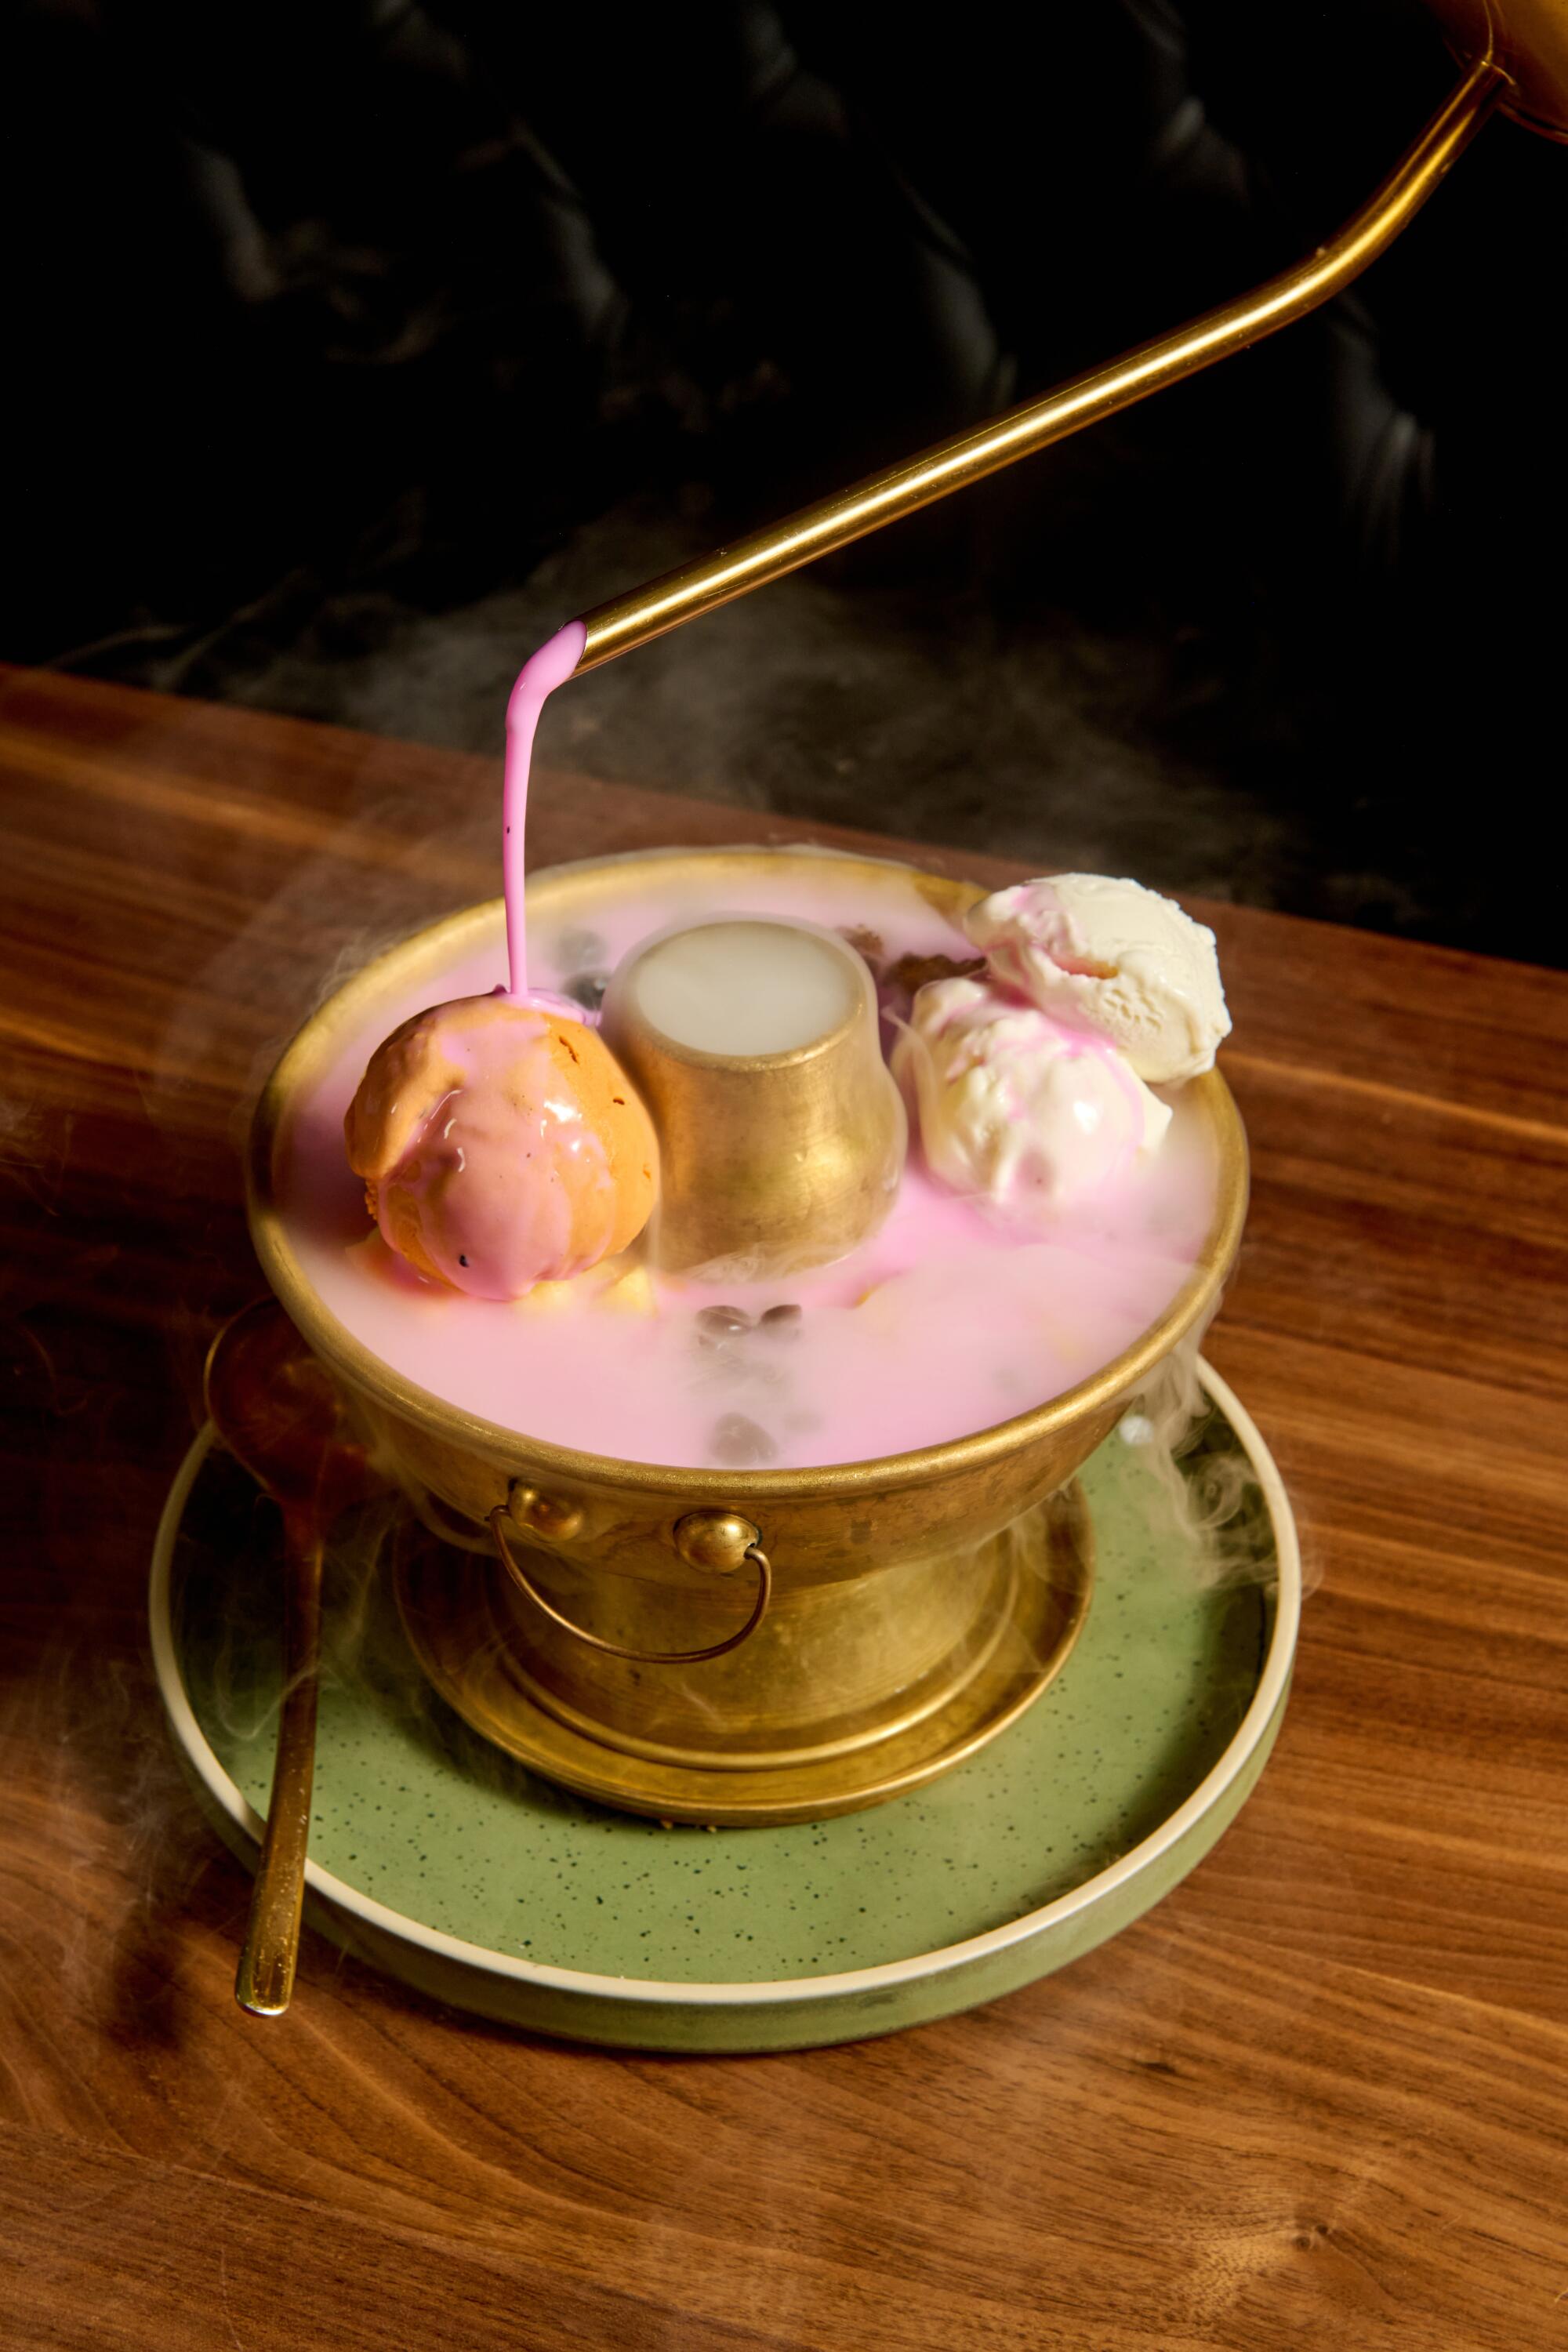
344;994;657;1298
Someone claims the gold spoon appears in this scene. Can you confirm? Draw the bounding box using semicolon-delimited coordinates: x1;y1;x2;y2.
568;56;1501;673
203;1300;380;2016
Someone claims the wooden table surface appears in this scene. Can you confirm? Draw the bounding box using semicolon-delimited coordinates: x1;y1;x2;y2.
1;665;1564;2352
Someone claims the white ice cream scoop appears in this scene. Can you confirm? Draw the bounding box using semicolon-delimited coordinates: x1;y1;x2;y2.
964;875;1230;1085
894;975;1171;1221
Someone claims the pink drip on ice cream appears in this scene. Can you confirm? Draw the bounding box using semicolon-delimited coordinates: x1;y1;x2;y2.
894;975;1171;1217
354;1001;608;1298
343;987;658;1301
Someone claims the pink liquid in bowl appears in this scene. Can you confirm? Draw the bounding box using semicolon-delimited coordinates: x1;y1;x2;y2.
273;858;1219;1471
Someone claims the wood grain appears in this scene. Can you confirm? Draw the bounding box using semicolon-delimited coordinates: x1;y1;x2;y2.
2;665;1565;2352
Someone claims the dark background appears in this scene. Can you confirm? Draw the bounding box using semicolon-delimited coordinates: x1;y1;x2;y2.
8;0;1563;964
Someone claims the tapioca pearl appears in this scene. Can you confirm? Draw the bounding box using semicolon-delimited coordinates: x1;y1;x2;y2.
695;1305;754;1345
564;970;611;1011
759;1303;802;1338
710;1413;779;1467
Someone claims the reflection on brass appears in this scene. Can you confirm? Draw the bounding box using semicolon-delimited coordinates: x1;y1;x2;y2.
570;55;1503;673
673;1509;762;1574
1425;0;1568;140
248;852;1247;1821
601;920;906;1277
506;1481;585;1544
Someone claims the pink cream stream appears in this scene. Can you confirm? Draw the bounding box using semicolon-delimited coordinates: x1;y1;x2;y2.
503;620;586;1000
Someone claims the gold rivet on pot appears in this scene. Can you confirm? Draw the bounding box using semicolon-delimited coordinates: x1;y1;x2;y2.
508;1483;584;1543
673;1510;760;1576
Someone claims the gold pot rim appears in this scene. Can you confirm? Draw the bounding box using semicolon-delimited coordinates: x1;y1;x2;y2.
245;848;1249;1499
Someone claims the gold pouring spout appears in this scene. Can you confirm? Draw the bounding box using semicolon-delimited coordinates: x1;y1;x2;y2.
568;44;1522;678
1428;0;1568;140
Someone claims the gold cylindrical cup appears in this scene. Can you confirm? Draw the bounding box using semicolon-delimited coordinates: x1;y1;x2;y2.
599;916;906;1279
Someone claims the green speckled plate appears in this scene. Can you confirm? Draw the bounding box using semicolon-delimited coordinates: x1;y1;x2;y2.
151;1363;1298;2051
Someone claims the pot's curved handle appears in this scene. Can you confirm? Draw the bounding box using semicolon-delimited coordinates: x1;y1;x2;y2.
488;1505;771;1664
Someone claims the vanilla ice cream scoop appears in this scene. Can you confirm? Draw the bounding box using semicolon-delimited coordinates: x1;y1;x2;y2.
894;975;1171;1219
964;875;1229;1084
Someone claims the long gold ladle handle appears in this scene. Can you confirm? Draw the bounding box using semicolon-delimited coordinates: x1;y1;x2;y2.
572;53;1504;673
234;1508;323;2017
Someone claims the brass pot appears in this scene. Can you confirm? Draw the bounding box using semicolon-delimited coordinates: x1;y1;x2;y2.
247;850;1248;1824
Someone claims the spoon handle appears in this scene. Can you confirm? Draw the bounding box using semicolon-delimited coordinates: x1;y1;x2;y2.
235;1513;322;2017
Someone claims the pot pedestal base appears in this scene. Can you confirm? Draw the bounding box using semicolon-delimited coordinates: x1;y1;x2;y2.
394;1490;1094;1828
